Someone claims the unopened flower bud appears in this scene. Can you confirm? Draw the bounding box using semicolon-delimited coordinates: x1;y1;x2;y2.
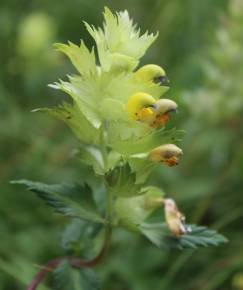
148;144;183;166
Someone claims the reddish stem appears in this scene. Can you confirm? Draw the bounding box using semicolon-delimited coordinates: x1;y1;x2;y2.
27;227;111;290
27;258;60;290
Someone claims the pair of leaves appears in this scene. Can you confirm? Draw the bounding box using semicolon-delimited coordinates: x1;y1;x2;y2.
139;223;228;250
54;260;100;290
11;180;104;224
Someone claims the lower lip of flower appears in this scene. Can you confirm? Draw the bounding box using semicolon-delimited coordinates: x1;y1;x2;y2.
151;113;170;127
158;113;170;122
164;156;178;166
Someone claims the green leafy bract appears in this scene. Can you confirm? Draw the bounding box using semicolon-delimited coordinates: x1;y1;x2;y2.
85;7;158;72
115;187;164;231
54;41;97;77
106;163;142;197
128;155;156;184
76;145;104;175
109;127;185;155
33;103;101;144
49;77;101;129
76;145;121;175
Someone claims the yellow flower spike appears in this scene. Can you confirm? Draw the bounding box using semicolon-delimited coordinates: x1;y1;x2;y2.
134;64;169;86
148;144;183;166
164;198;191;236
127;92;156;122
149;99;178;127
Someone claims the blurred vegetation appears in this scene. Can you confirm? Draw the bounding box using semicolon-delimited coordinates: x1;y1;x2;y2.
0;0;242;289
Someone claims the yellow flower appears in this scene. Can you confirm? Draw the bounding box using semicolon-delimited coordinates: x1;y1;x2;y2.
127;92;156;121
127;93;178;127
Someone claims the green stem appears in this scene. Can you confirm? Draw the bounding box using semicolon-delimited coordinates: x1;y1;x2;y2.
108;190;113;220
100;123;108;171
106;188;113;222
100;122;114;223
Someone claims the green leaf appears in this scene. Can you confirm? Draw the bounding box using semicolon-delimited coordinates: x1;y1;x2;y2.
108;120;150;145
61;219;85;252
54;41;97;77
49;77;101;129
139;186;165;198
54;260;75;290
61;219;101;254
53;260;100;290
76;145;104;175
11;180;104;224
115;195;148;231
115;187;164;231
75;146;121;175
110;127;185;155
139;223;228;250
100;98;125;120
128;154;156;184
106;163;142;197
33;102;101;145
106;150;122;172
78;267;101;290
97;71;168;115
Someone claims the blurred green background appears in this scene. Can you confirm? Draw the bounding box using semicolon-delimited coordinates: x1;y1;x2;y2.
1;0;243;289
